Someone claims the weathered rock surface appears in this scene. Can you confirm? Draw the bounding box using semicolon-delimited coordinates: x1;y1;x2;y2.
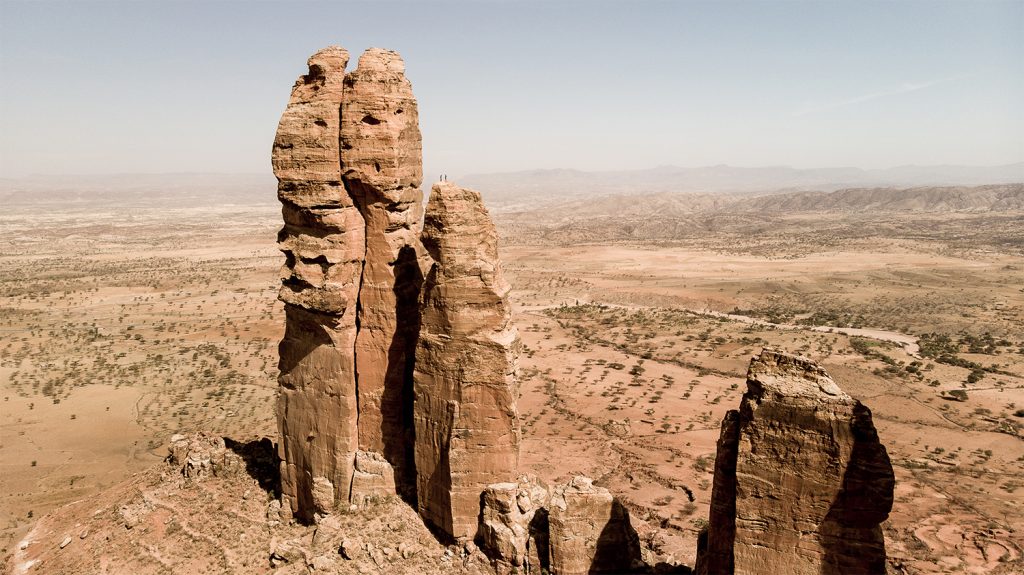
350;450;398;506
477;475;650;575
477;476;550;574
11;449;504;575
273;45;363;520
696;348;895;575
547;476;642;575
341;48;424;500
273;48;525;532
414;182;521;540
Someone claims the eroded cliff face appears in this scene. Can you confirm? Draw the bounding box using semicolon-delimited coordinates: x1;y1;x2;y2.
477;477;550;574
696;349;895;575
273;46;363;519
414;182;522;540
476;475;644;575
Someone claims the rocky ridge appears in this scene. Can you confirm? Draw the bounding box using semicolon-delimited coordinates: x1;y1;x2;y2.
8;433;499;575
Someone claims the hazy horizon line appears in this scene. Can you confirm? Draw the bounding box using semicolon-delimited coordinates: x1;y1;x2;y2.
3;160;1023;181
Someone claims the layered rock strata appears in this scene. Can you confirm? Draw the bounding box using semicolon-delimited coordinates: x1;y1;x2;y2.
414;182;522;540
696;348;895;575
342;49;424;500
273;46;363;520
272;50;641;566
273;48;520;532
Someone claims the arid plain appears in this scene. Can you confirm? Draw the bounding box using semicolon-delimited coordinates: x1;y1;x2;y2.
2;184;1022;573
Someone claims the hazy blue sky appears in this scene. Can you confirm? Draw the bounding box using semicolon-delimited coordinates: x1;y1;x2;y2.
1;0;1021;179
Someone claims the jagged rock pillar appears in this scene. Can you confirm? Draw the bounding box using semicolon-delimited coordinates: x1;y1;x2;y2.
696;348;895;575
272;46;364;521
340;49;424;502
413;182;521;540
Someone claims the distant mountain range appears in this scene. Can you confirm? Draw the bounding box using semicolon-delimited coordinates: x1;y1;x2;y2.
497;184;1023;220
493;184;1024;246
2;163;1022;212
736;184;1024;213
0;173;277;208
461;163;1024;210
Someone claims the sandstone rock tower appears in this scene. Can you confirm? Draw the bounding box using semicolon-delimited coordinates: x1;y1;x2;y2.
272;45;425;521
341;48;424;501
273;46;364;518
414;182;522;539
696;349;895;575
272;47;520;532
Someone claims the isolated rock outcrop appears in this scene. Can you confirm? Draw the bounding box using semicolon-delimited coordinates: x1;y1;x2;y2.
477;475;645;575
166;433;244;480
696;348;895;575
273;46;363;520
341;48;425;500
414;182;522;540
271;50;640;566
272;44;426;519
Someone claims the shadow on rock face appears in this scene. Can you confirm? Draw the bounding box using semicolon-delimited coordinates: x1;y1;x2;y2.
529;507;551;573
590;498;644;574
224;436;281;499
589;498;694;574
817;403;894;575
383;244;423;506
650;564;694;574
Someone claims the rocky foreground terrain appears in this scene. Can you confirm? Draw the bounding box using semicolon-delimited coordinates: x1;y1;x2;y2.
10;349;898;575
3;44;1022;575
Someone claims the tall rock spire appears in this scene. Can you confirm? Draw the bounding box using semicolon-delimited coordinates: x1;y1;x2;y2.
341;48;424;500
272;46;364;520
696;349;895;575
413;182;522;540
273;47;520;536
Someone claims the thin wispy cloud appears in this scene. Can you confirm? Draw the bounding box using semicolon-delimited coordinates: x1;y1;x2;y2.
792;76;964;117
